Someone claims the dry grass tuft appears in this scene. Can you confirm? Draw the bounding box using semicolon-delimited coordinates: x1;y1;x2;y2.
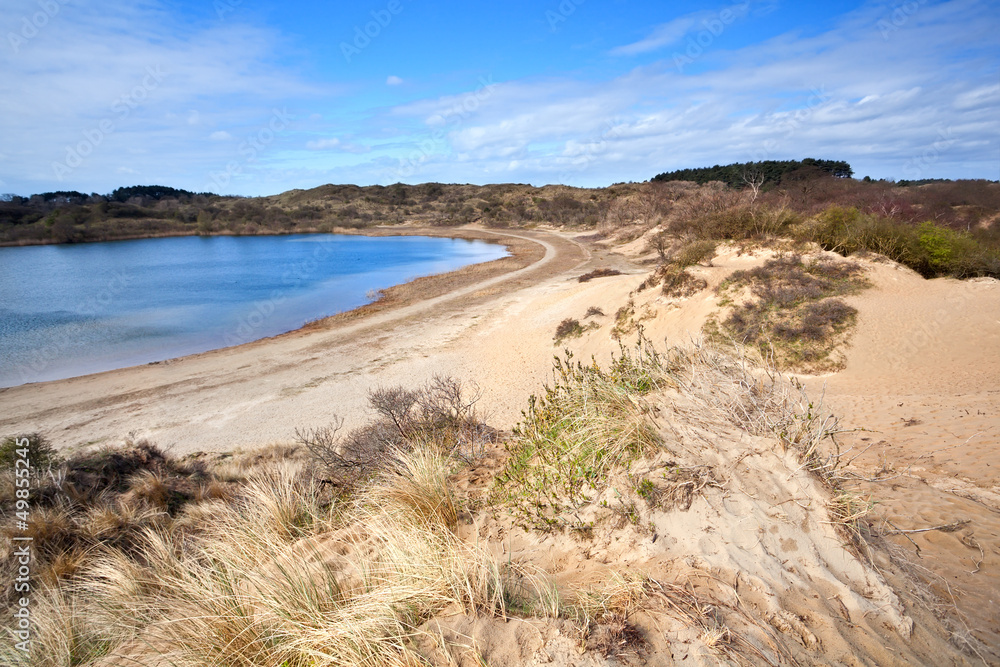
369;447;458;530
563;573;650;658
3;439;554;667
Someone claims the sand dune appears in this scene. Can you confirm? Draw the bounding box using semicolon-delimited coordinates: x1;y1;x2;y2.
802;262;1000;655
4;227;998;663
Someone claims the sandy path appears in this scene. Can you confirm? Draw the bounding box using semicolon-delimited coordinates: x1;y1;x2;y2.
0;228;597;454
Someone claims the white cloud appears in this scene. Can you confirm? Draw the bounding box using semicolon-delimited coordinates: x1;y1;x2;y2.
377;1;999;185
386;75;404;86
610;15;705;56
0;0;995;195
610;3;751;57
305;137;371;154
0;0;337;194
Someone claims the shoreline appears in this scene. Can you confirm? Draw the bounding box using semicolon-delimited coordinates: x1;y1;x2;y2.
1;225;533;388
0;227;592;454
0;222;516;247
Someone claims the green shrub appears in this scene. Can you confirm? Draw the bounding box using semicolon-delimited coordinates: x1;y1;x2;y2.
800;206;1000;279
671;239;717;268
672;205;799;240
554;318;584;342
0;433;59;469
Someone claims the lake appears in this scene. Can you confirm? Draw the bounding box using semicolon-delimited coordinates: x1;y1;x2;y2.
0;234;508;387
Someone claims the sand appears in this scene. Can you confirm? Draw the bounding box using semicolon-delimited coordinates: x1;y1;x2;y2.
5;226;999;663
800;262;1000;654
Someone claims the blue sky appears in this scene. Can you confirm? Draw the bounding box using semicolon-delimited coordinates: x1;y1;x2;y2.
1;0;997;196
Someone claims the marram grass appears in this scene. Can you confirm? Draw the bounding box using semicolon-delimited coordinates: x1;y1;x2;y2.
7;450;550;667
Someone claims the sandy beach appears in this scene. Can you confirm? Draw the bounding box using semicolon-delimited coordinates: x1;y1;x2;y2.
0;227;599;454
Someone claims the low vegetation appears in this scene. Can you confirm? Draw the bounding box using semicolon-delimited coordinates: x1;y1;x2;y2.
0;429;532;666
639;238;716;298
553;317;585;343
5;168;998;285
1;336;980;664
492;341;671;532
577;268;622;282
710;255;870;371
295;375;497;490
800;206;1000;278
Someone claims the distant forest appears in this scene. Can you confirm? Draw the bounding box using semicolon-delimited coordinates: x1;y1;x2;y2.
652;158;854;188
3;185;209;206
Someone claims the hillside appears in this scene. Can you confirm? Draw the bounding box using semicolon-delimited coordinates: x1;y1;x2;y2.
3;172;1000;281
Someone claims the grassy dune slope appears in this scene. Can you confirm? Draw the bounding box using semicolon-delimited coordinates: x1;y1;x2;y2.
2;338;991;665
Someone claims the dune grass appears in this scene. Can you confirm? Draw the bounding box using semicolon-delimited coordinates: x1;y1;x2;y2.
0;338;921;666
1;443;560;667
492;336;677;532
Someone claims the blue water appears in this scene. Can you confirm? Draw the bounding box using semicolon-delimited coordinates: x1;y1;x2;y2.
0;234;507;387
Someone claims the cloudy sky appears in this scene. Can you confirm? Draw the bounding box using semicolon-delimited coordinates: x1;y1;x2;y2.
1;0;997;196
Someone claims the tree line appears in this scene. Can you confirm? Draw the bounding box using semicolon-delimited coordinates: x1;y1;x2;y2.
652;159;854;188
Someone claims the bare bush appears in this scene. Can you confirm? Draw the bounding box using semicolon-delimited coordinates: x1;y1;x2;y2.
414;375;498;461
294;417;395;488
554;318;584;342
297;376;498;488
577;268;622;282
368;386;419;437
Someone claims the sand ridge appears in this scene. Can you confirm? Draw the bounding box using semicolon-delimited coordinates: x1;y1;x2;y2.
801;263;1000;654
